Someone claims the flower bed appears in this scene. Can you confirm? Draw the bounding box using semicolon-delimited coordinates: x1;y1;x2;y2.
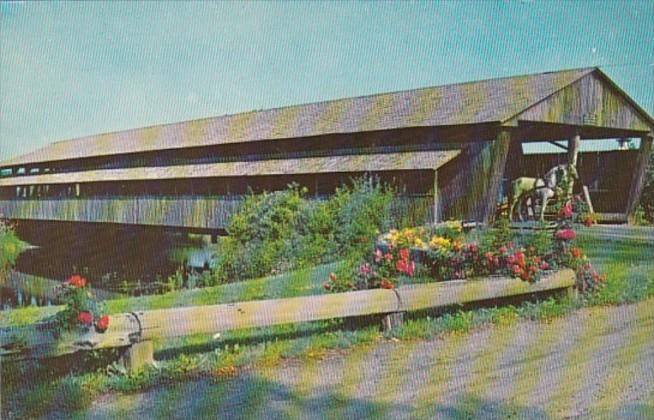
324;203;605;293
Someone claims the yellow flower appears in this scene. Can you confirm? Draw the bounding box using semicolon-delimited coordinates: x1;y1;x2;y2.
429;236;451;249
445;220;463;233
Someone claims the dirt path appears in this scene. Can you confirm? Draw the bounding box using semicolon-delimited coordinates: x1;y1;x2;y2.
69;299;654;419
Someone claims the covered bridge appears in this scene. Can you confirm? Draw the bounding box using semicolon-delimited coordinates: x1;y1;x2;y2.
1;67;652;232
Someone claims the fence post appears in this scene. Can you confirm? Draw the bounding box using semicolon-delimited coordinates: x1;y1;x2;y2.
381;312;404;333
121;340;154;372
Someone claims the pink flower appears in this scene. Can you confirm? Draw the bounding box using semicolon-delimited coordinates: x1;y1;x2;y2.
77;311;93;325
555;229;576;241
384;253;393;262
559;201;573;218
498;246;508;254
374;249;383;263
407;261;415;276
469;243;478;253
540;261;550;270
360;263;372;276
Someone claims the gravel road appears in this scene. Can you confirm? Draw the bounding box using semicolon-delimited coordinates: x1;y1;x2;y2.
71;299;654;419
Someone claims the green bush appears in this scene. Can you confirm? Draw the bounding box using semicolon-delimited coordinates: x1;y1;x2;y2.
1;220;22;274
214;176;395;283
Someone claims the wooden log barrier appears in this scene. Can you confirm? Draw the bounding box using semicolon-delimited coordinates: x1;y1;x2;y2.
1;270;575;371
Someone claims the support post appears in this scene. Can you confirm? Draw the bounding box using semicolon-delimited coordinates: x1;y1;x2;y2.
433;170;439;224
626;135;653;223
567;134;581;197
381;312;404;333
483;128;512;224
121;340;154;372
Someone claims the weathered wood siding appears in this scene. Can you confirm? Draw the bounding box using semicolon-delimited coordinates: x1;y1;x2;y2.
0;195;435;230
0;197;242;230
516;73;651;131
438;131;509;223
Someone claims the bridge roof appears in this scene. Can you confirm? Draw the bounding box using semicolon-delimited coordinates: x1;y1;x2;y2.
3;67;652;168
0;150;460;186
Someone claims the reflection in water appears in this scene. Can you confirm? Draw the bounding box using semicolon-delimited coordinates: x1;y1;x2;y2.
1;228;219;309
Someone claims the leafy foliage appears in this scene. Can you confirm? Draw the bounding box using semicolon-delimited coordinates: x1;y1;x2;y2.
0;220;22;274
214;176;395;283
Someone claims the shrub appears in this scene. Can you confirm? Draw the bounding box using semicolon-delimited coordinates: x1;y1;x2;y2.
1;220;22;274
215;176;396;283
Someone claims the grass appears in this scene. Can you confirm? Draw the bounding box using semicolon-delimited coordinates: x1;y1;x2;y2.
0;262;341;327
2;228;654;417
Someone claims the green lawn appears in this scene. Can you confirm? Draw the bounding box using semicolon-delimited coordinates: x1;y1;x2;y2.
2;228;654;417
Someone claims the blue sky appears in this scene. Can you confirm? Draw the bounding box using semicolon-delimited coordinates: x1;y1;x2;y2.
1;1;653;161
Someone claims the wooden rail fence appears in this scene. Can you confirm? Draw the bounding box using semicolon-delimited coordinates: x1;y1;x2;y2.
0;269;575;371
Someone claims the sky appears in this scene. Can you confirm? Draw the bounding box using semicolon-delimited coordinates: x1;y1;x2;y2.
1;1;653;161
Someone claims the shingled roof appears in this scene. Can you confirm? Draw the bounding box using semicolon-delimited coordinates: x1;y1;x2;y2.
0;150;460;186
4;67;650;168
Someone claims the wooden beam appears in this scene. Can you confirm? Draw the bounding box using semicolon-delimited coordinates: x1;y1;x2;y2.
433;170;439;223
567;134;581;196
626;135;653;223
483;128;512;224
1;270;575;364
548;141;569;151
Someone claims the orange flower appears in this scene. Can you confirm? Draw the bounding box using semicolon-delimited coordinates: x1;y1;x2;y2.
380;278;394;289
67;274;86;288
570;247;582;259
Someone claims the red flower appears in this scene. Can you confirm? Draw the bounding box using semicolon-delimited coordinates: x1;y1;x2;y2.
399;248;410;261
95;315;110;332
380;278;394;289
469;243;478;254
67;274;86;288
540;261;550;270
77;311;93;325
559;201;573;218
485;251;494;260
555;229;576;241
512;265;522;275
570;247;582;259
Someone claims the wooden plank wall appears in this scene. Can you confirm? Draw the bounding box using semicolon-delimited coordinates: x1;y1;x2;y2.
0;195;436;231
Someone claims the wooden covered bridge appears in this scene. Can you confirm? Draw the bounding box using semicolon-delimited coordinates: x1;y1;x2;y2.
1;67;652;233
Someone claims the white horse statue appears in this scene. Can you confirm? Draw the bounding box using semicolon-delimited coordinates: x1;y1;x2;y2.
509;164;578;222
